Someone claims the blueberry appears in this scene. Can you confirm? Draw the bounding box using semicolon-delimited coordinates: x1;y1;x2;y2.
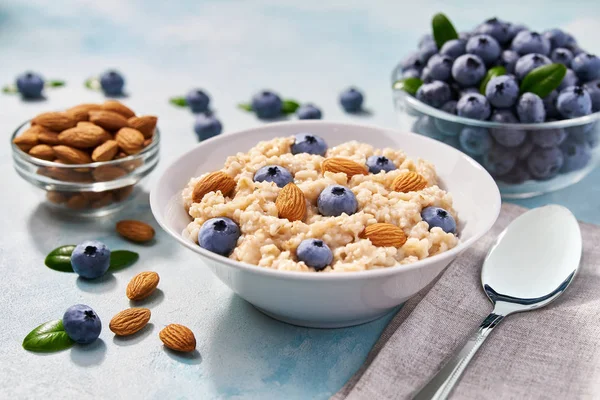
551;48;574;67
418;33;435;49
511;31;551;56
425;54;454;81
366;155;397;174
485;75;519;108
252;90;283;119
558;69;579;92
498;50;519;74
418;42;438;64
484;145;517;176
440;39;466;59
401;68;422;79
254;165;293;188
99;70;125;96
401;52;425;72
441;100;457;114
339;87;364;113
412;116;443;139
543;29;570;49
71;240;110;279
16;72;44;98
543;90;560;118
566;44;585;57
456;93;491;120
291;133;328;156
296;239;333;271
459;32;472;42
489;109;527;147
515;139;534;160
194;114;222;141
514;53;551;80
507;23;528;42
439;135;461;149
557;86;592;118
466;34;501;65
567;122;595;143
516;93;546;123
459;87;480;97
499;163;531;184
198;217;240;257
475;18;511;45
451;54;487;87
420;206;456;234
296;104;322;120
459;127;492;156
433;101;461;135
583;80;600;112
571;53;600;81
416;81;452;108
530;126;567;148
560;140;591;172
185;89;210;113
420;67;434;83
317;185;358;217
527;147;564;180
62;304;101;344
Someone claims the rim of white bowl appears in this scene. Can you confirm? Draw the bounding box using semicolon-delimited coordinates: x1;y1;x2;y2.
396;88;600;131
150;120;502;281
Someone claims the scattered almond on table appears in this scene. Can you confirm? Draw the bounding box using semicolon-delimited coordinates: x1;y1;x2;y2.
126;271;160;301
109;308;151;336
116;220;156;243
159;324;196;352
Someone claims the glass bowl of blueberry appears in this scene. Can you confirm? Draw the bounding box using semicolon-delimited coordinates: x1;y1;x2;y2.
392;14;600;198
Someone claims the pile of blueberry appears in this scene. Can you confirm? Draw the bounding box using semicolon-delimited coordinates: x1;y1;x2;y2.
184;89;224;141
398;16;600;183
197;133;456;271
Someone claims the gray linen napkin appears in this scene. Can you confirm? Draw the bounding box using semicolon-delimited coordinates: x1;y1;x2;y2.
333;203;600;400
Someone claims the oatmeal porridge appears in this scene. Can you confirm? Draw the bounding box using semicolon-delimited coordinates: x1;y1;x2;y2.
182;134;458;272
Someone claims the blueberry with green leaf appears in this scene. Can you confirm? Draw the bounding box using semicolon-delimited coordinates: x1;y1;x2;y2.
431;13;459;49
16;72;44;98
71;240;111;279
63;304;102;345
186;89;211;113
100;70;125;96
44;244;138;273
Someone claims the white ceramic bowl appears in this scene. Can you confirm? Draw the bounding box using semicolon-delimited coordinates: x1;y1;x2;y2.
150;121;501;328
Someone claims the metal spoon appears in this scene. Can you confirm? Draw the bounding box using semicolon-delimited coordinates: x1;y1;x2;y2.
413;205;582;400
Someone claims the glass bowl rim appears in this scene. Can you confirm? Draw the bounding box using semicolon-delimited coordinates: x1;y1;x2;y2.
395;88;600;131
10;119;160;169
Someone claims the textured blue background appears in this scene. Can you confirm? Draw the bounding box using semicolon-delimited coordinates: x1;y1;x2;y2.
0;1;599;399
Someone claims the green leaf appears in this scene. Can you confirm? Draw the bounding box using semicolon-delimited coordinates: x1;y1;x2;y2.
392;77;424;95
169;97;188;107
432;13;459;49
47;80;66;88
84;77;101;91
237;103;253;112
109;250;139;271
281;100;300;115
520;63;567;98
23;319;74;352
2;84;18;94
44;245;76;272
479;66;507;94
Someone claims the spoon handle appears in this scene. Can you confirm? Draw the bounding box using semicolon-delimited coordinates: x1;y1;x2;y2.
413;312;505;400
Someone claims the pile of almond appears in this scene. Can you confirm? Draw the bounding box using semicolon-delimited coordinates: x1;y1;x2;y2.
12;100;159;211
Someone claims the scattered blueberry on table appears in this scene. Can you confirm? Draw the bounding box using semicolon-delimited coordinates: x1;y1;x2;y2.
194;114;222;141
71;240;111;279
62;304;102;345
16;72;45;98
296;239;333;271
198;217;241;257
251;90;283;119
99;70;125;96
339;87;364;113
296;104;322;120
253;165;294;188
186;89;211;113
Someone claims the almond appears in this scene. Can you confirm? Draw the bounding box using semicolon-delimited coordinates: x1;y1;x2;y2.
92;165;127;181
115;127;144;154
126;271;160;300
276;182;306;221
391;171;427;193
192;171;236;203
13;131;39;152
66;103;102;122
53;145;93;164
38;166;93;183
113;185;134;202
159;324;196;352
128;115;157;138
360;223;407;248
322;158;368;178
66;194;88;210
58;124;108;149
46;191;68;204
38;131;60;145
29;144;55;161
89;110;129;131
92;140;119;162
102;100;135;118
117;220;156;243
143;138;153;147
80;191;106;202
90;193;114;209
116;152;128;159
109;308;151;336
32;112;76;131
78;122;113;143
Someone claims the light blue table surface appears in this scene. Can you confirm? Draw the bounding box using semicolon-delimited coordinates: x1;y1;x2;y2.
1;1;599;399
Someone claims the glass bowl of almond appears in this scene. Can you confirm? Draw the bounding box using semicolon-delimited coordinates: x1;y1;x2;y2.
11;100;160;216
